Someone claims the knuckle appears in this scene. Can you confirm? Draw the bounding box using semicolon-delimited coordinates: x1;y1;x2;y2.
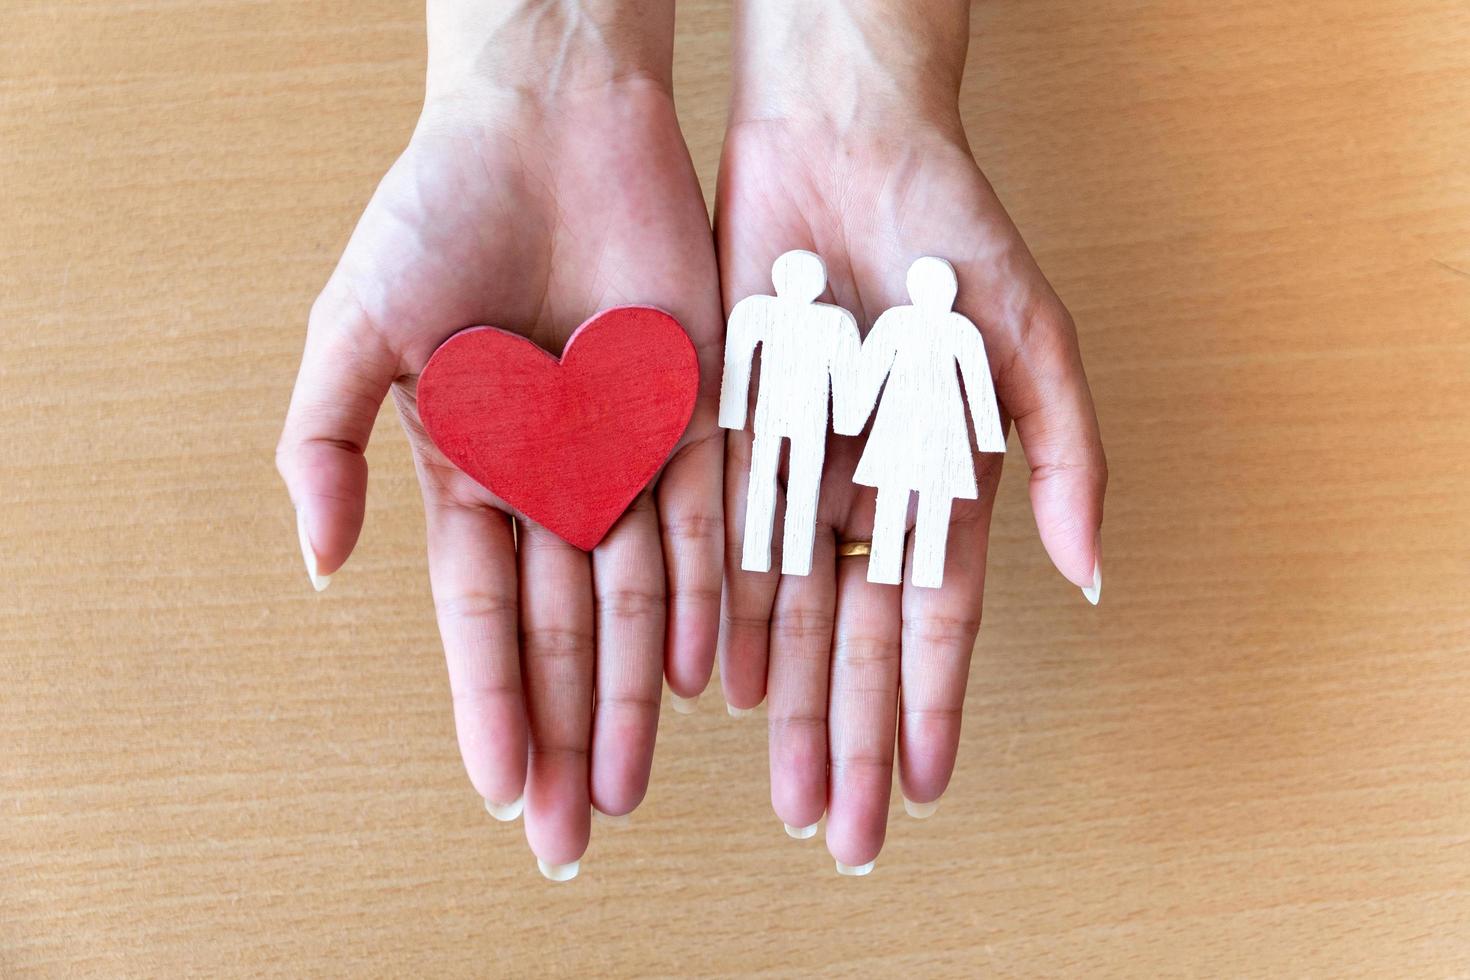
832;635;900;667
436;591;517;624
273;441;293;479
308;280;370;336
450;678;519;707
529;743;588;763
1031;452;1108;495
596;691;663;714
995;297;1077;394
771;607;835;645
829;753;893;777
521;625;592;659
769;712;826;738
598;586;666;620
721;611;771;635
1019;295;1076;345
901;703;963;724
903;613;981;650
670;584;721;608
664;512;723;545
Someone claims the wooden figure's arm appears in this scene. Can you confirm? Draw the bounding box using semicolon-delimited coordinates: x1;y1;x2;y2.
955;316;1006;453
827;308;866;434
833;311;898;436
717;297;764;430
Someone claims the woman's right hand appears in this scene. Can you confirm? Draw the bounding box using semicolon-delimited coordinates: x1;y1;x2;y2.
717;0;1108;873
276;0;725;879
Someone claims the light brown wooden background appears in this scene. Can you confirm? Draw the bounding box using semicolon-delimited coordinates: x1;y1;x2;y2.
3;0;1468;976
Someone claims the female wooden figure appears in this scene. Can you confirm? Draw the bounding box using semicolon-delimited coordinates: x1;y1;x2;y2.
834;257;1006;588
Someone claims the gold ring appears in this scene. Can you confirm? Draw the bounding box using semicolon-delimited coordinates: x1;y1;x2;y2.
837;541;872;558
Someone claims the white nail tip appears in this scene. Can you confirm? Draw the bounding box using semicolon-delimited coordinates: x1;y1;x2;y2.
903;797;941;819
296;509;331;592
483;795;524;822
593;808;630;827
669;693;700;715
537;858;580;882
727;704;756;718
784;822;819;839
1082;559;1101;606
835;860;875;877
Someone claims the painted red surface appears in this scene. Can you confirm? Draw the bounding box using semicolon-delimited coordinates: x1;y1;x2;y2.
417;306;700;551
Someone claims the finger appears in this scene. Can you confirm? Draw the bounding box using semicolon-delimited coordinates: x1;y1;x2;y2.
589;497;666;817
896;461;1002;814
423;498;527;812
658;430;724;700
276;285;397;588
988;297;1107;600
825;554;902;874
766;528;836;835
518;523;594;876
718;428;780;711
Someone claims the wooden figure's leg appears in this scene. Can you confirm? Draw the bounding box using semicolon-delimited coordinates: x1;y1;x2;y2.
742;431;782;573
911;493;953;589
867;486;909;586
779;430;824;577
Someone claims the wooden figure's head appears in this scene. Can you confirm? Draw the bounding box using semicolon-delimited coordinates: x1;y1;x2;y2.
771;249;827;304
906;256;958;312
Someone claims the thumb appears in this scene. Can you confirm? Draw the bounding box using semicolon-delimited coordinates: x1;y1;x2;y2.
276;288;397;590
991;301;1108;604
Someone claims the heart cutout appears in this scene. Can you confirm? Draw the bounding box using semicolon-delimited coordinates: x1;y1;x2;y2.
417;306;699;551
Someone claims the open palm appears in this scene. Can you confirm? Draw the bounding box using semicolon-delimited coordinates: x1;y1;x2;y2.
278;82;724;876
716;117;1106;871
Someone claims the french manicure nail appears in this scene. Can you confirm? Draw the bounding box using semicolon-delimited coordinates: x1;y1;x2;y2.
296;509;331;592
484;794;524;822
903;796;940;819
784;821;818;839
835;859;875;877
1082;558;1102;606
537;858;580;882
727;703;756;719
669;692;700;715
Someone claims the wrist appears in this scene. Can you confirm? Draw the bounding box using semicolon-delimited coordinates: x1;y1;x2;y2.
425;0;676;104
728;0;969;133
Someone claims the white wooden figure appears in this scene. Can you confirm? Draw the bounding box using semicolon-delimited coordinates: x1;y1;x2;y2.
720;250;861;576
833;256;1006;589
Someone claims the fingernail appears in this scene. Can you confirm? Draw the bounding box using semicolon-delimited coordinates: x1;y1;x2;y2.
903;796;940;819
1082;559;1102;606
296;509;331;592
483;794;524;822
835;859;875;877
669;692;700;715
536;858;580;882
593;808;630;827
784;821;818;839
727;703;757;719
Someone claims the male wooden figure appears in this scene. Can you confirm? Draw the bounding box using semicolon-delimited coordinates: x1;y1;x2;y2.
719;250;861;575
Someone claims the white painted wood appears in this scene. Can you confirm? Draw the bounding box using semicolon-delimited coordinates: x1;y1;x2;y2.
832;256;1006;589
719;250;861;576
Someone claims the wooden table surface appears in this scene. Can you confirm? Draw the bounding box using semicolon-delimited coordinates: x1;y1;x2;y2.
3;0;1468;975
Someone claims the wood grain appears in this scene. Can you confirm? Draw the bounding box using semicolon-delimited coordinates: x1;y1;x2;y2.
2;0;1468;976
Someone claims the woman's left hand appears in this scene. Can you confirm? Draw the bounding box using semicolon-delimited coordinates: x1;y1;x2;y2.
717;0;1108;872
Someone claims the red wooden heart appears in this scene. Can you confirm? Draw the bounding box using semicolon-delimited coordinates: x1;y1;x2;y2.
417;306;700;551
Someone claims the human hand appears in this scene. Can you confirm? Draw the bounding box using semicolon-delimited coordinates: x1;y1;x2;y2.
717;0;1107;872
276;0;724;878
